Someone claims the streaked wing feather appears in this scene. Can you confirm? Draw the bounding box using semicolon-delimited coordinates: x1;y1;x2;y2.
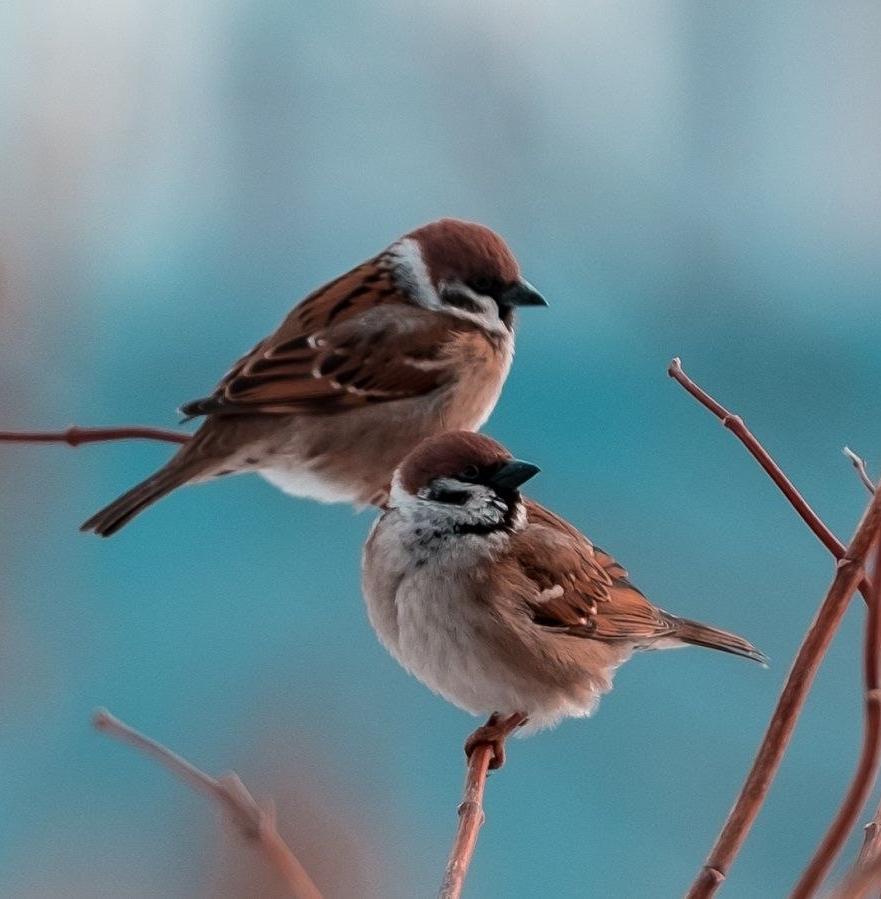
516;500;674;642
180;261;454;415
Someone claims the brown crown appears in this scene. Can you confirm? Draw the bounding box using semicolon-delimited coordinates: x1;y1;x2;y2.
406;219;520;287
398;431;512;494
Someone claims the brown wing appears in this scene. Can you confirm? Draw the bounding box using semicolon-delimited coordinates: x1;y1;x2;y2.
181;260;455;416
512;500;675;643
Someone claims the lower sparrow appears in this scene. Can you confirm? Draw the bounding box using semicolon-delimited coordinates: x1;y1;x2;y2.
362;431;765;767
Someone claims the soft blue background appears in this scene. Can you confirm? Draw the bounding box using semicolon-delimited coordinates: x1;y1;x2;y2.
2;2;881;896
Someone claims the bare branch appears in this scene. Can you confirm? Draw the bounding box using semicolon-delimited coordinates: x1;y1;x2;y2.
0;425;189;446
845;447;877;496
829;851;881;899
790;535;881;897
438;714;527;899
92;708;322;899
858;819;881;872
438;744;493;899
668;358;871;604
685;483;881;899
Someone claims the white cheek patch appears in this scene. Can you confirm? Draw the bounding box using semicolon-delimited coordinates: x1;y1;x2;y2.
387;238;440;309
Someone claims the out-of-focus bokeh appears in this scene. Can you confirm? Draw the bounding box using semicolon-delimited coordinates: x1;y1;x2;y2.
2;2;880;896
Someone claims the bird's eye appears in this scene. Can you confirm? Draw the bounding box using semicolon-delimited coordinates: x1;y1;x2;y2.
459;465;480;480
467;277;498;297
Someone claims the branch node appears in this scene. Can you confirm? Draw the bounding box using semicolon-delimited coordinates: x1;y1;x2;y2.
720;413;743;429
703;866;725;885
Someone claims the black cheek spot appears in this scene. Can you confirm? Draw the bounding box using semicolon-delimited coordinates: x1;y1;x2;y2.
443;290;483;315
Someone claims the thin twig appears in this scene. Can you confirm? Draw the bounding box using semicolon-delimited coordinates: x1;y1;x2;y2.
845;447;877;496
790;535;881;897
438;744;493;899
668;358;871;604
438;714;527;899
847;540;881;889
0;425;189;446
832;847;881;899
685;483;881;899
858;818;881;874
92;708;322;899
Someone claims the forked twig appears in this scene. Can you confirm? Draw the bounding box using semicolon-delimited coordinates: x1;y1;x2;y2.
0;425;189;446
683;473;881;897
668;359;881;897
92;709;322;899
668;358;872;604
845;447;877;496
791;535;881;897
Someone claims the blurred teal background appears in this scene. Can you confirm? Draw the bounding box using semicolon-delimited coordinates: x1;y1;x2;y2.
2;2;881;896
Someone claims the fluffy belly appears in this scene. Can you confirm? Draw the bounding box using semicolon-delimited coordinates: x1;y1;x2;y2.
392;576;611;732
259;463;360;504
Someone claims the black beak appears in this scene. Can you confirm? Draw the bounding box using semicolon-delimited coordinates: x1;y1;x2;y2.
488;459;541;490
499;278;547;308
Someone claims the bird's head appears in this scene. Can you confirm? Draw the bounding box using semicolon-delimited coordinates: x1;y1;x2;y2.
390;431;540;534
387;218;546;333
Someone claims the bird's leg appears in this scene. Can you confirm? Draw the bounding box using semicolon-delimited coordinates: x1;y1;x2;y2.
464;711;529;770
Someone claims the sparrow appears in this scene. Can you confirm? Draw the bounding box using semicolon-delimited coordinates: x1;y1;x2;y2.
81;219;546;536
362;431;765;768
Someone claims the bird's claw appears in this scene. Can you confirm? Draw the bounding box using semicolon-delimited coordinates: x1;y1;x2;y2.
464;712;528;770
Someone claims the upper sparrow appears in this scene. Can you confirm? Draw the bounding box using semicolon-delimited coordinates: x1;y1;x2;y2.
81;219;545;536
362;431;765;767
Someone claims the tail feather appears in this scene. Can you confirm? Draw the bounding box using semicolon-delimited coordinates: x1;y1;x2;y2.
80;463;198;537
671;616;767;665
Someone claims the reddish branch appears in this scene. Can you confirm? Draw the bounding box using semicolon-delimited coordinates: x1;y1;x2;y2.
840;539;881;894
685;494;881;898
830;852;881;899
857;803;881;881
438;715;526;899
791;536;881;897
0;425;189;446
438;744;493;899
92;708;322;899
668;358;871;604
668;359;881;899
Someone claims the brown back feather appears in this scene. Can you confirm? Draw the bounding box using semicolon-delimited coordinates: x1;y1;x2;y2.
181;260;460;416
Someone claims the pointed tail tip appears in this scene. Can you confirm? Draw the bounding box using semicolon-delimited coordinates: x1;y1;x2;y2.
721;633;769;667
79;511;110;537
708;637;769;667
674;616;769;667
744;645;770;668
